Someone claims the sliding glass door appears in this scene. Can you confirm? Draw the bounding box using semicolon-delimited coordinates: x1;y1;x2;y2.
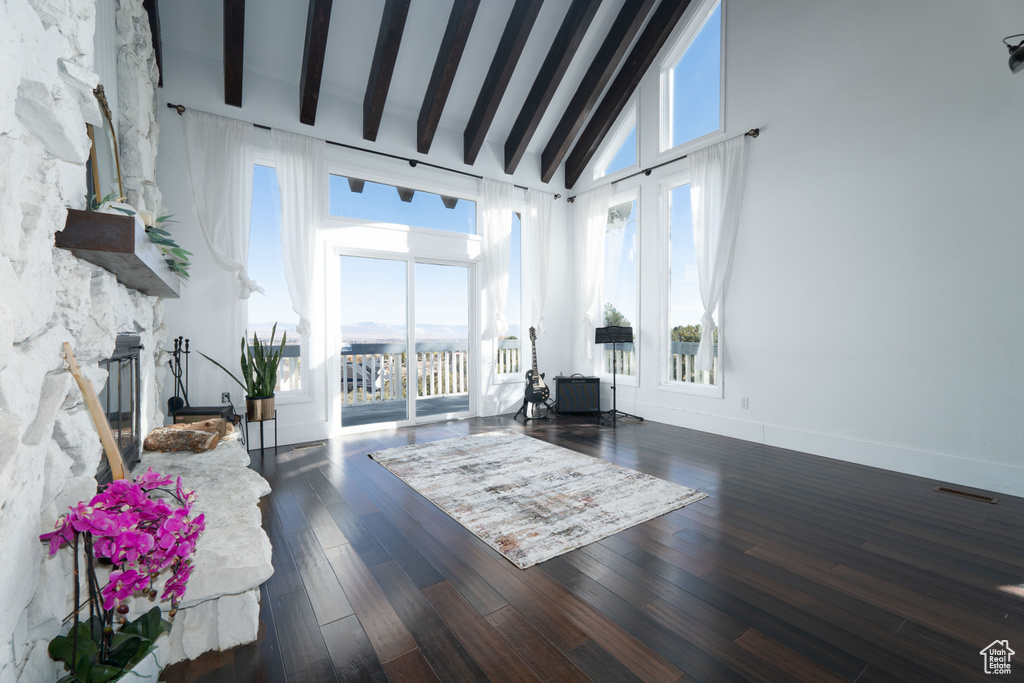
414;263;470;421
338;255;472;429
339;255;409;428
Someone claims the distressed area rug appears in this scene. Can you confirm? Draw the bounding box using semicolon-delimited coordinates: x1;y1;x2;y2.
368;430;707;569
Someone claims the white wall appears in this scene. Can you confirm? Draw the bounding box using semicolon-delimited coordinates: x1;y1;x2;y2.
157;49;573;444
565;0;1024;496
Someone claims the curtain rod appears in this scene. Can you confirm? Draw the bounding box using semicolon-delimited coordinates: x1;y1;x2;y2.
166;103;560;199
565;128;760;203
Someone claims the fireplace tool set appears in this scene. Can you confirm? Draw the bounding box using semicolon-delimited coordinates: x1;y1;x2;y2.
167;336;190;416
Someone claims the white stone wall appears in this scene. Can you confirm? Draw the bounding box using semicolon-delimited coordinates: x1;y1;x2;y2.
0;1;168;680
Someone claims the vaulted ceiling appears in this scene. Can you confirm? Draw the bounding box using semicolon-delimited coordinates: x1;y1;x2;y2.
153;0;692;188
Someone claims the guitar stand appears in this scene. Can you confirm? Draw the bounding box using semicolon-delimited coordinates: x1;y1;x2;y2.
514;396;554;422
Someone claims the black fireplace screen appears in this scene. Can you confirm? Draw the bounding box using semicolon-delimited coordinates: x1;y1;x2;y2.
96;334;142;485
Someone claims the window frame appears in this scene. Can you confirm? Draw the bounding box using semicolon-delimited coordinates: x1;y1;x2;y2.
657;169;724;398
593;101;639;182
246;155;315;404
595;187;641;386
325;161;480;239
657;0;726;158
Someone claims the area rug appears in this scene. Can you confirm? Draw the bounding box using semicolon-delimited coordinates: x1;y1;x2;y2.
368;430;707;569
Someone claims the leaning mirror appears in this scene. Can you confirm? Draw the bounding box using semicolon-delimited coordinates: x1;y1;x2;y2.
86;84;124;206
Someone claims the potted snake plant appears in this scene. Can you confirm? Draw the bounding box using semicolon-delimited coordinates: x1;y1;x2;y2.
199;323;287;421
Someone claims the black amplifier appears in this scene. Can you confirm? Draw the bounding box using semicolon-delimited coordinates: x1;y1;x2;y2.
554;375;600;414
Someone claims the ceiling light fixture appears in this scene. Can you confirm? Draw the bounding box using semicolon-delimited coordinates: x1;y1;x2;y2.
1004;34;1024;73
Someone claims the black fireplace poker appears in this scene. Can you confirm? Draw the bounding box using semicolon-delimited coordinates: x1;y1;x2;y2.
167;336;190;415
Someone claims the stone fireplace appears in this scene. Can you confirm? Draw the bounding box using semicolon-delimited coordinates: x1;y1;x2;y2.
0;1;170;679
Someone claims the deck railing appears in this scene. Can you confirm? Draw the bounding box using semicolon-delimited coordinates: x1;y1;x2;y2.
340;342;469;404
496;339;521;374
600;342;718;384
276;344;302;392
669;341;717;384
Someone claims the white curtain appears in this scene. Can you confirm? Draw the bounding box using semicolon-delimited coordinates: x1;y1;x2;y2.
523;189;553;333
571;185;612;361
271;129;325;338
181;110;261;298
480;178;515;339
690;135;750;371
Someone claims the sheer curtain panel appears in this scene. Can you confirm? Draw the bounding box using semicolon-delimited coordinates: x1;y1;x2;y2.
524;189;554;333
572;185;612;361
181;110;261;298
480;179;515;339
271;129;325;338
689;135;750;371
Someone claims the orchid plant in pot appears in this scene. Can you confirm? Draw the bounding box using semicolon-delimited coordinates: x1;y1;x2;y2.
199;323;287;422
40;469;205;682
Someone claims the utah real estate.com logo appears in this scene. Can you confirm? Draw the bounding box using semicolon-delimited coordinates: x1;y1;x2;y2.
980;640;1014;675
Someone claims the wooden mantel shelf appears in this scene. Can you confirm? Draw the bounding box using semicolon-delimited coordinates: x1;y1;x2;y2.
56;209;180;298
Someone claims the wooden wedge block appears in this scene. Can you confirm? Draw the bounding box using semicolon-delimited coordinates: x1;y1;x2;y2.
144;427;220;453
164;418;228;438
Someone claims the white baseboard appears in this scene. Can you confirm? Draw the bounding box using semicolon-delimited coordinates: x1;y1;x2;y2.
630;399;1024;499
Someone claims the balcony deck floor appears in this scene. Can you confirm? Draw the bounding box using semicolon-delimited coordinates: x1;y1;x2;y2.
340;395;470;427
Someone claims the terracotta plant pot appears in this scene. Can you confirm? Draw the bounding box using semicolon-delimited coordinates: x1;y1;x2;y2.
245;395;274;422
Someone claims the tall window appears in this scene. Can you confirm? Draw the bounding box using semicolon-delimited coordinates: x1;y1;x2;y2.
595;107;637;179
668;184;716;385
497;212;522;375
602;197;638;377
662;1;722;150
247;165;302;392
328;175;476;234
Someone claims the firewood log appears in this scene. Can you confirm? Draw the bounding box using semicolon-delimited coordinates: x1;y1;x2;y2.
143;427;220;453
165;418;229;438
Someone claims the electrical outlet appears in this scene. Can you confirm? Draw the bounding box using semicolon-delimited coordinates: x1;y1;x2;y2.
740;397;749;409
221;392;231;404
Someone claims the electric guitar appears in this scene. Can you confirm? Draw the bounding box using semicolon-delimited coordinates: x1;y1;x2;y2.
524;327;549;404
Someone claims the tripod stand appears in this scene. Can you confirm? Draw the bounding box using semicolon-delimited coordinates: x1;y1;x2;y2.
595;326;643;427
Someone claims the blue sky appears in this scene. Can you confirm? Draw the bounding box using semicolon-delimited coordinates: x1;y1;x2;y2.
672;3;721;146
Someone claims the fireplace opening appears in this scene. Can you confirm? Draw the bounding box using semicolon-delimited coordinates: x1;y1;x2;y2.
96;334;143;485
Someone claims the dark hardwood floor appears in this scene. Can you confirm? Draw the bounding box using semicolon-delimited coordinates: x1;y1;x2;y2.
161;415;1024;682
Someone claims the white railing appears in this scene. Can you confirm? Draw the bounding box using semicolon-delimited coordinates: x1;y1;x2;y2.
603;343;637;376
600;342;718;384
496;339;521;374
670;341;717;384
276;345;301;392
341;343;469;405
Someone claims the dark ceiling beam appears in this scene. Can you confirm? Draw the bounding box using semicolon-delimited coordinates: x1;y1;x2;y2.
299;0;334;125
417;0;481;154
503;0;600;175
397;187;415;202
347;178;365;193
462;0;543;166
364;0;412;141
223;0;245;107
540;0;656;183
142;0;163;87
440;195;459;209
564;0;693;188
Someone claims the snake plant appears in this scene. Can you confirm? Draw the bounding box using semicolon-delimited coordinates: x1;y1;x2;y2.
199;323;287;398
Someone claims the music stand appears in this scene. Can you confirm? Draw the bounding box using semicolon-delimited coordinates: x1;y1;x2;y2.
595;326;643;426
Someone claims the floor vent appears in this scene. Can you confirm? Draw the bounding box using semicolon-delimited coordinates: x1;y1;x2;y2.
934;486;998;505
292;442;326;451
